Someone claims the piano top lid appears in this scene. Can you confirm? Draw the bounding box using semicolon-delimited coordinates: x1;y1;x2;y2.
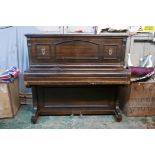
25;33;129;38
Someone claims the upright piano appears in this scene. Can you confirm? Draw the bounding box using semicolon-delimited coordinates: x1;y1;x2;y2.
24;34;130;123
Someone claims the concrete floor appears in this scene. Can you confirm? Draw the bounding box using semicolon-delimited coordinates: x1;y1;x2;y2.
0;104;155;129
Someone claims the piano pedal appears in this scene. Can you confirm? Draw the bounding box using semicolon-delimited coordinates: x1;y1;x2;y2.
80;113;83;117
71;113;74;117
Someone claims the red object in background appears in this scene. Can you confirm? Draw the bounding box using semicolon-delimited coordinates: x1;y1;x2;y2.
128;66;154;77
0;66;20;82
74;29;83;33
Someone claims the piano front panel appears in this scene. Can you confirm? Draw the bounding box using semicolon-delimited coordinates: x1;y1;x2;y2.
28;36;125;66
37;85;117;114
55;40;100;61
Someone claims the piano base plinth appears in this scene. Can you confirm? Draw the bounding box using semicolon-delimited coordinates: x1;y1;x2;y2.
30;107;123;124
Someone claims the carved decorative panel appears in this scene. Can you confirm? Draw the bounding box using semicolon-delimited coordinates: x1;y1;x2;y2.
55;40;100;60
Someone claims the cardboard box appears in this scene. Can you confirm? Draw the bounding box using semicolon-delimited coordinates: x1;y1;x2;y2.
0;78;20;118
120;82;155;116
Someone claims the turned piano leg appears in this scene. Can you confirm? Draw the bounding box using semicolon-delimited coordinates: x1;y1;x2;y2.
114;105;122;122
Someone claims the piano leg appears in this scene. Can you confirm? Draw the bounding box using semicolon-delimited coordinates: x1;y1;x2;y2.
31;107;39;124
31;86;39;124
114;105;122;122
113;86;123;122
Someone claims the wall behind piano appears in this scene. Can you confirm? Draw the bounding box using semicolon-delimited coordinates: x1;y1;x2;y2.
128;33;155;66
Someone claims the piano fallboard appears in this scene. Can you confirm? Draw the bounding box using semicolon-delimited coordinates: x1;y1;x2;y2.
24;69;130;86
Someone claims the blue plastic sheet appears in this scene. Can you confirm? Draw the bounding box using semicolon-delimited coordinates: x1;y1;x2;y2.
0;26;41;92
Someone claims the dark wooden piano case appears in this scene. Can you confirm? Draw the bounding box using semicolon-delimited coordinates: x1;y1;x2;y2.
24;34;130;123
